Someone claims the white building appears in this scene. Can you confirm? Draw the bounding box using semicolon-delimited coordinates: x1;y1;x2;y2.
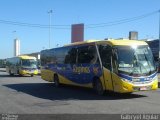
14;38;20;56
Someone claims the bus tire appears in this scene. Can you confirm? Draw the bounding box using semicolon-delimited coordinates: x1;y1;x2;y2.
54;74;60;87
9;70;14;76
17;70;22;77
93;78;104;95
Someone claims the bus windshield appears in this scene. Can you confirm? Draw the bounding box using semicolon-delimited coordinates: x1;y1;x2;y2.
117;45;156;76
21;59;37;68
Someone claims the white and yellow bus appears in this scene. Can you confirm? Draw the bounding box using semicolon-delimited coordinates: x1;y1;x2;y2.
41;39;158;95
6;55;38;76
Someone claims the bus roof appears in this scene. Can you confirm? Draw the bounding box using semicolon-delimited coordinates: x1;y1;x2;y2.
17;55;36;59
102;39;148;46
64;40;100;46
64;39;148;47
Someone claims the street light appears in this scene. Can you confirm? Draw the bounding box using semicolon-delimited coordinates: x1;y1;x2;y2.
13;31;17;39
48;10;52;49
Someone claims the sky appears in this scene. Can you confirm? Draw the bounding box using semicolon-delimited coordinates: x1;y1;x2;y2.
0;0;160;59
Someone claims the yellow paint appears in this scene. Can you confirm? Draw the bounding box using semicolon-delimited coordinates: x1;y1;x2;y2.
102;67;113;91
41;69;54;82
151;79;158;90
18;55;37;60
19;69;38;76
111;73;158;93
64;39;100;46
106;40;148;46
64;39;148;47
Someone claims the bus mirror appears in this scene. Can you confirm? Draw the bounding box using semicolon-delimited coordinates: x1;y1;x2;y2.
45;66;49;69
38;66;40;69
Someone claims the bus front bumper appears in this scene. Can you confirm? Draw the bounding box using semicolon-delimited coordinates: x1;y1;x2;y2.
20;70;38;76
114;79;158;93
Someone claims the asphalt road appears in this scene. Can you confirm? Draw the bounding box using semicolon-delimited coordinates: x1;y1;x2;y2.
0;70;160;115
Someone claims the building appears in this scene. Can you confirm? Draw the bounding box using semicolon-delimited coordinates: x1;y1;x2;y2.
129;31;138;40
71;23;84;43
14;38;20;56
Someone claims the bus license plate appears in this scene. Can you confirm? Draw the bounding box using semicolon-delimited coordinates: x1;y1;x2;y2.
140;87;147;91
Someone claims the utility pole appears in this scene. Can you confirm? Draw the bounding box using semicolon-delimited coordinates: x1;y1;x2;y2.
13;31;17;38
48;10;52;49
159;9;160;59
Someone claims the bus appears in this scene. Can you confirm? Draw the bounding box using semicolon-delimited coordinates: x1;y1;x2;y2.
6;55;38;76
0;59;6;68
40;39;158;95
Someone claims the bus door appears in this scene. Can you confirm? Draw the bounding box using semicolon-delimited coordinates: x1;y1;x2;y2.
98;45;114;91
111;48;120;92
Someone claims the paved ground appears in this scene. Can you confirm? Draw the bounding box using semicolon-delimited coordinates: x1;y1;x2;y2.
0;70;160;116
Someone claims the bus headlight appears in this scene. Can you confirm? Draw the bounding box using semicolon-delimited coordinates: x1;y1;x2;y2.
120;77;130;82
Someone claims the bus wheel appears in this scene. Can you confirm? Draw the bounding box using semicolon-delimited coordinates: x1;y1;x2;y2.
93;78;104;95
17;70;22;77
9;70;13;76
54;75;60;87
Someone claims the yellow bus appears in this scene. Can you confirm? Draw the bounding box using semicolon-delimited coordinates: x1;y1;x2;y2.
41;39;158;95
6;55;38;76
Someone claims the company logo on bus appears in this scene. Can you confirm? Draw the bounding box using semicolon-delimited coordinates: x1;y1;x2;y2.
73;65;90;73
132;78;140;82
93;67;99;75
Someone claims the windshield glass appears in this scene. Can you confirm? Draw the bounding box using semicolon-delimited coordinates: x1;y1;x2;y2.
117;45;156;76
21;59;37;68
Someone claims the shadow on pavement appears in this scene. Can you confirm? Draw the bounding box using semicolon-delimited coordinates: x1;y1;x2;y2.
4;83;147;100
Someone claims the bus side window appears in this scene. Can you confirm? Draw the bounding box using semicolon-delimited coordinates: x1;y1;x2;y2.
55;48;65;64
99;45;112;70
64;47;77;64
77;45;97;64
16;58;19;66
89;46;98;64
41;50;53;66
